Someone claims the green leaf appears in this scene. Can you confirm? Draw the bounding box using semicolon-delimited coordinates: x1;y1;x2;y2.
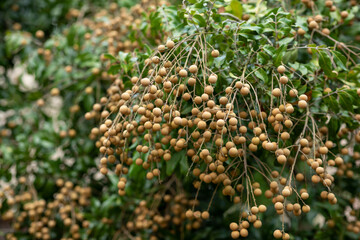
312;89;322;99
282;49;298;63
339;91;353;112
318;50;333;76
193;14;206;27
332;51;347;71
254;68;268;84
103;53;117;62
324;95;340;113
274;45;286;66
229;0;243;19
166;150;185;175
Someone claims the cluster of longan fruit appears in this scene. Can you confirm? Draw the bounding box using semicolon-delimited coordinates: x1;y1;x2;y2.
296;0;355;38
123;190;202;240
86;28;350;239
2;179;91;240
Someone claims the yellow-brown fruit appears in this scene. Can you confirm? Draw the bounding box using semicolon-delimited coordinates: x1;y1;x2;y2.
35;30;45;38
309;21;318;29
211;50;220;58
298;28;306;36
298;100;307;109
166;40;175;49
50;88;60;96
273;230;282;239
340;11;348;18
277;65;286;74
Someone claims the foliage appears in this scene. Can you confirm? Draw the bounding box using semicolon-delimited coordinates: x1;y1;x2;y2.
1;0;360;239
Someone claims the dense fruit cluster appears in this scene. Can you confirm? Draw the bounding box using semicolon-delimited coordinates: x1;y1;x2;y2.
88;25;358;237
119;177;203;240
1;179;91;240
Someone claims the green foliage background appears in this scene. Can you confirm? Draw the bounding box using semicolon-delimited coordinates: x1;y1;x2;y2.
0;0;360;239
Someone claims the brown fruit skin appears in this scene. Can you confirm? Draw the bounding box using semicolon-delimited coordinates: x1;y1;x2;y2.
340;11;349;19
298;100;307;109
298;28;306;36
277;65;286;74
322;28;330;35
273;229;282;239
309;20;319;29
166;40;175;49
325;0;333;7
211;50;219;58
35;30;45;38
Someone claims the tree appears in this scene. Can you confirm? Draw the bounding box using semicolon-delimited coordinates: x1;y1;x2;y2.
1;0;360;239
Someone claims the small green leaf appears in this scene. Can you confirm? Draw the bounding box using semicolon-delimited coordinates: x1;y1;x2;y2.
318;50;333;76
166;150;186;175
254;68;268;84
193;14;206;27
339;91;353;112
332;51;347;71
274;45;286;66
229;0;243;19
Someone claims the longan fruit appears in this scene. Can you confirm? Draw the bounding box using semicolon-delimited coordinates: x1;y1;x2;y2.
179;69;188;77
280;76;288;84
240;228;248;237
50;88;60;96
322;28;330;35
272;88;281;97
208;74;218;84
259;205;267;212
35;30;44;38
140;78;150;86
277;65;286;74
325;0;333;7
231;231;240;239
298;100;307;109
273;229;282;239
340;11;348;18
229;222;239;231
309;21;318;29
211;50;220;58
298;28;306;36
282;188;291;197
158;45;166;52
189;65;198;73
166;40;175;49
253;220;262;228
201;211;209;219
